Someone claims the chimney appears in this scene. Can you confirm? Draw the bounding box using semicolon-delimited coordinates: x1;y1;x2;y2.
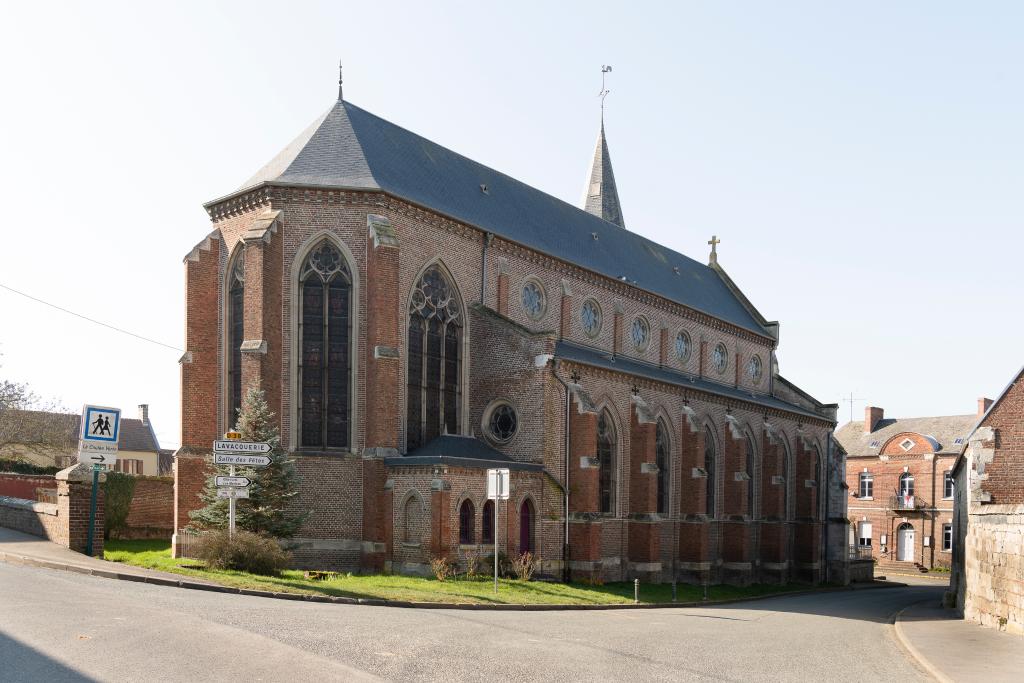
138;404;149;425
977;397;993;418
864;406;883;433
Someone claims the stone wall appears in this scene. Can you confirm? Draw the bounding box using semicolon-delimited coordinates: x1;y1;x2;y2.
963;504;1024;635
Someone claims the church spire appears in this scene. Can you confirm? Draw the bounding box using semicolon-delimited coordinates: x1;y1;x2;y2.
583;66;625;229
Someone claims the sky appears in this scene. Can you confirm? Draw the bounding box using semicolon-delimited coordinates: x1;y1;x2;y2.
0;1;1021;448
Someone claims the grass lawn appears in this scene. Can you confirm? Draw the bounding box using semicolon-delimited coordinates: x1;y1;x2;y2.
104;539;820;606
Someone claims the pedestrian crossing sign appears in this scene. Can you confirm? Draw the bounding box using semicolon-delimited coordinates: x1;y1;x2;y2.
82;405;121;444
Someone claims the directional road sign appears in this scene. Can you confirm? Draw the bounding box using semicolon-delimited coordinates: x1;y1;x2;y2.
214;453;271;467
487;468;510;501
78;405;121;465
213;440;271;454
216;488;250;499
215;475;252;488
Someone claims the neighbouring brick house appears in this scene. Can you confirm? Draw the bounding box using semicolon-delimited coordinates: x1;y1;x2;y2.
950;366;1024;635
837;403;983;572
174;71;844;585
0;404;163;476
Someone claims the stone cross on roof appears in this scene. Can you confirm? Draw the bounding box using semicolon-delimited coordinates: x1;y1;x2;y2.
708;235;721;265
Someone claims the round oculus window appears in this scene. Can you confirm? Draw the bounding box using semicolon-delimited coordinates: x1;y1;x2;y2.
674;330;691;362
631;317;650;351
747;355;763;384
712;343;728;374
521;280;546;320
580;299;602;338
487;403;518;443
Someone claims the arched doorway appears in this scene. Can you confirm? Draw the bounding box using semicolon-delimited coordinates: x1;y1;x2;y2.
897;522;915;562
519;499;535;554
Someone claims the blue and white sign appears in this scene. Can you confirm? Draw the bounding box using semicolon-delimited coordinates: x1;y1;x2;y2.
78;405;121;465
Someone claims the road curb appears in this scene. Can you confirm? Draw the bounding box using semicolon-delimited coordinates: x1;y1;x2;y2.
0;549;905;611
892;601;954;683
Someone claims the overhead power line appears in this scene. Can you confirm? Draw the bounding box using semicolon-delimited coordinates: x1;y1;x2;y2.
0;282;183;352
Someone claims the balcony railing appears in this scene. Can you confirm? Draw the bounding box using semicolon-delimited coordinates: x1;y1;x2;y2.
848;545;872;561
889;494;926;511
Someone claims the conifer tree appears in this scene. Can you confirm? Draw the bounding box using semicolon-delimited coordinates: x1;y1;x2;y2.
190;383;308;538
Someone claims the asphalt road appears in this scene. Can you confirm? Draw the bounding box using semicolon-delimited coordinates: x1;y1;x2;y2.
0;562;945;682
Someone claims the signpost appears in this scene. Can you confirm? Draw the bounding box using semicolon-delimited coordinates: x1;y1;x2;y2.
79;405;121;556
487;468;510;594
213;434;271;536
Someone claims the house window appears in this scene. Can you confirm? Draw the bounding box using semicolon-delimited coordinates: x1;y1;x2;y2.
859;472;874;498
597;410;616;514
858;521;872;547
655;419;669;514
704;426;717;517
459;499;475;545
943;471;954;499
407;265;463;451
899;438;915;451
298;241;352;449
942;523;952;552
114;459;142;475
227;252;244;428
482;500;495;544
899;472;915;497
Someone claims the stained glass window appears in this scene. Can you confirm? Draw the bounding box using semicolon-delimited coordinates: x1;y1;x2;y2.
704;426;716;517
487;403;517;443
482;500;495;543
712;343;728;373
746;436;756;517
581;299;601;338
598;410;616;514
227;252;244;429
459;499;475;545
631;317;650;351
674;330;690;362
298;241;351;449
407;265;462;451
522;279;545;320
747;355;763;384
656;419;669;514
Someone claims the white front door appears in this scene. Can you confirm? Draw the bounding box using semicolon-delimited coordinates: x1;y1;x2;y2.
897;525;915;561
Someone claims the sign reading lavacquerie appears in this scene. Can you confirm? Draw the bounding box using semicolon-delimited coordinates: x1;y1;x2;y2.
214;453;271;467
78;404;121;465
213;440;271;454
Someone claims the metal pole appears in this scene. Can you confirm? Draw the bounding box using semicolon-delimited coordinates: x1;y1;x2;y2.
85;464;100;556
494;497;499;594
634;578;639;605
672;581;677;603
229;465;236;537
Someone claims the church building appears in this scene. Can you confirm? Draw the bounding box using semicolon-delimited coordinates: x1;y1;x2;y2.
173;71;844;585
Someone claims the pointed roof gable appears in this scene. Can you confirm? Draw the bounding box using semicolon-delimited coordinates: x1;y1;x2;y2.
217;100;770;338
582;122;625;228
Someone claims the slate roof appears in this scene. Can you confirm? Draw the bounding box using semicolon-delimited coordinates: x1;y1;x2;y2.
554;341;829;421
225;99;769;337
0;410;159;453
835;414;976;456
385;434;543;471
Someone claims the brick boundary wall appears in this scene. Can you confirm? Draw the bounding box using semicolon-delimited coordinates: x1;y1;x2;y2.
0;473;57;502
121;476;174;539
0;463;106;556
963;504;1024;636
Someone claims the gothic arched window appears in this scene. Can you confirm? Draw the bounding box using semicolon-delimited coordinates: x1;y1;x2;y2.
298;241;352;449
656;419;669;515
403;496;420;544
746;435;756;518
227;252;244;429
459;499;475;545
482;500;495;544
407;265;463;451
704;426;717;517
598;410;616;514
781;441;791;519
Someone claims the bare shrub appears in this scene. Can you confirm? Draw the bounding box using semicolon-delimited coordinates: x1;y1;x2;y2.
195;530;291;576
463;548;482;579
511;551;539;581
430;555;455;581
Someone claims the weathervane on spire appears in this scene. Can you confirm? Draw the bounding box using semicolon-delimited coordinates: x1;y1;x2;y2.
599;65;612;117
338;61;344;100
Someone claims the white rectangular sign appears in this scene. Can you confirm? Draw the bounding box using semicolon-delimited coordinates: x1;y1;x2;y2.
214;453;271;467
78;404;120;465
213;440;271;454
217;488;250;499
215;476;251;488
487;468;510;500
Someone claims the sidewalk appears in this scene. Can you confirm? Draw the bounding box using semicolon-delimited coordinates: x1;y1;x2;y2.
0;526;215;586
895;598;1024;683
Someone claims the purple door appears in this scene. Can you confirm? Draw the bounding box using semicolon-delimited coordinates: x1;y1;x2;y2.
519;499;534;554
